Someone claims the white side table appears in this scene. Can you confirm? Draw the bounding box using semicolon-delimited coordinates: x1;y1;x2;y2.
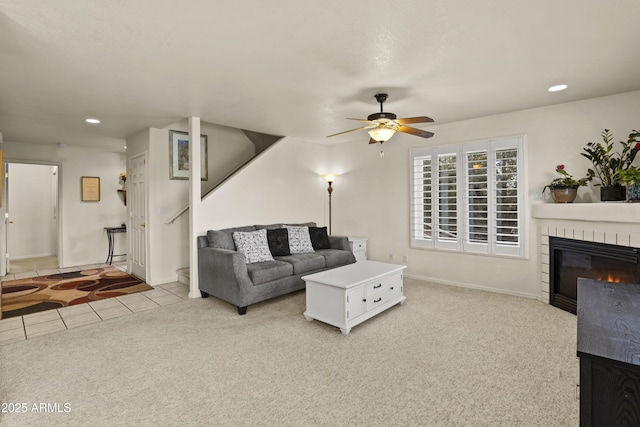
348;237;368;262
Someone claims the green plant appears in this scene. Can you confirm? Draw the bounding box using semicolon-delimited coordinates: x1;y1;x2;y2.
615;166;640;185
581;129;640;186
543;165;588;191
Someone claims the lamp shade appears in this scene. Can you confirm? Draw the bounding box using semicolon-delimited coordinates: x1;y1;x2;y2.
324;174;337;183
368;126;396;142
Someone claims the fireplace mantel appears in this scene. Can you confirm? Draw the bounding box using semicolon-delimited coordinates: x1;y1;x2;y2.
532;203;640;224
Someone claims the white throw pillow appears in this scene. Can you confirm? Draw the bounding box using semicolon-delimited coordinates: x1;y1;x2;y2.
284;225;315;254
232;229;274;264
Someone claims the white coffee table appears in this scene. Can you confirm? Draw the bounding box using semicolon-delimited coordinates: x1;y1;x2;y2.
302;260;406;334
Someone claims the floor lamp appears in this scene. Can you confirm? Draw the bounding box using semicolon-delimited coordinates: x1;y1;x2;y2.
324;174;336;235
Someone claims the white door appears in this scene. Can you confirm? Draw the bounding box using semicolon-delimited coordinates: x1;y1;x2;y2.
5;163;59;273
129;153;146;280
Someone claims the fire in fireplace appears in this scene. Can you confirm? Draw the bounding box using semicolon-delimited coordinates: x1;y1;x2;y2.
549;237;640;314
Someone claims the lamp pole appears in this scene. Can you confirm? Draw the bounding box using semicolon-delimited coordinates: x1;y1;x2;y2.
324;174;337;235
327;180;333;235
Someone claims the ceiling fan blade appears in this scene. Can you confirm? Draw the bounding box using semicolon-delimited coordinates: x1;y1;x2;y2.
368;138;379;144
397;125;435;138
326;126;371;138
394;116;434;125
346;118;372;122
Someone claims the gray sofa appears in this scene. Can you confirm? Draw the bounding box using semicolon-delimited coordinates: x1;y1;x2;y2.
197;222;356;314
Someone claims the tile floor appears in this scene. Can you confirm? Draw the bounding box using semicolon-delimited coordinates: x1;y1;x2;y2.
0;262;190;345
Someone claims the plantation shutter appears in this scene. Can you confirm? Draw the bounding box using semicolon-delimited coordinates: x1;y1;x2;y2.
410;148;433;248
492;139;523;256
435;147;460;250
464;144;489;253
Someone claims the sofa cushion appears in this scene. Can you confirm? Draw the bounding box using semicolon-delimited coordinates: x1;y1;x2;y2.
275;253;325;274
207;225;256;250
284;225;315;254
254;223;284;230
267;228;290;256
246;260;294;285
309;226;331;250
232;229;274;264
207;230;235;250
315;249;356;268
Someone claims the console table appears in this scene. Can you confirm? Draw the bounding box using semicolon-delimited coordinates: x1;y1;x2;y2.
104;226;126;264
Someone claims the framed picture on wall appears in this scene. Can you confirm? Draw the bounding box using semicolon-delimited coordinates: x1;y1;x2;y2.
81;176;100;201
169;130;208;180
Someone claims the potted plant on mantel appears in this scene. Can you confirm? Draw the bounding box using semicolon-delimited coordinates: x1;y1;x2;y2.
615;166;640;202
581;129;640;201
543;165;588;203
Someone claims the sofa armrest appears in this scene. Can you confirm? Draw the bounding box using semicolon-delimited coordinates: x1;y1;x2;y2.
198;247;253;304
329;235;352;252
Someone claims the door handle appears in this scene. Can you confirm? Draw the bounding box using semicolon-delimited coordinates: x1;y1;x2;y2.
141;223;146;227
8;221;13;224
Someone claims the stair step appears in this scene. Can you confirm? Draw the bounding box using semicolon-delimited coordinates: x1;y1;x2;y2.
176;267;189;285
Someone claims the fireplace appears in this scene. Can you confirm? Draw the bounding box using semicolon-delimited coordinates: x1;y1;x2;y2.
549;237;640;314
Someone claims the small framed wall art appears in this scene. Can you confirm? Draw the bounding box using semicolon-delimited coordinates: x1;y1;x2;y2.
81;176;100;201
169;130;208;180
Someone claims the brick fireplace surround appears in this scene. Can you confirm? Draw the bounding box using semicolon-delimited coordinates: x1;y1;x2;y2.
532;203;640;305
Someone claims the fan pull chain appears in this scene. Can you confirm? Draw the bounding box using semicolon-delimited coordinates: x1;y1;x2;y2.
380;148;385;158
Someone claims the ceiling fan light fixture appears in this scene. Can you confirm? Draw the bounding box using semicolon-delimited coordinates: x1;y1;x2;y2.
368;126;396;142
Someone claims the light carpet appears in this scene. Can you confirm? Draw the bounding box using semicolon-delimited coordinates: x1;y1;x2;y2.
0;278;579;426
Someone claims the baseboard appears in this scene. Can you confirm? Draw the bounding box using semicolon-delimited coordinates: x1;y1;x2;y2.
404;273;540;301
9;253;55;260
147;275;179;287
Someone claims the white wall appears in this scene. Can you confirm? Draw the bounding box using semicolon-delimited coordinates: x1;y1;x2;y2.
1;142;127;267
7;163;57;259
328;90;640;299
196;137;331;234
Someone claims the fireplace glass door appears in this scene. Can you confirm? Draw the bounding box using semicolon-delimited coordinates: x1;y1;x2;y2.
550;237;640;314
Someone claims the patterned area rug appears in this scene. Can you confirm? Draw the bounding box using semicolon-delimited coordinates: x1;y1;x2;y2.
1;266;152;319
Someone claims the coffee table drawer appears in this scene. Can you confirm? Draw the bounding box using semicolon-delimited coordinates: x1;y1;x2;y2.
364;272;402;296
365;290;393;311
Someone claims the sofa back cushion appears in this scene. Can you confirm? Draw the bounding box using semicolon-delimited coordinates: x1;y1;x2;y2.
255;222;316;230
207;225;257;250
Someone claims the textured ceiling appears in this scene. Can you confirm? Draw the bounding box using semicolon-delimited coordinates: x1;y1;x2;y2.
1;0;640;152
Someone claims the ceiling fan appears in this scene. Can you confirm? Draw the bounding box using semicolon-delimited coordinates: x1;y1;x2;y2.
327;93;435;145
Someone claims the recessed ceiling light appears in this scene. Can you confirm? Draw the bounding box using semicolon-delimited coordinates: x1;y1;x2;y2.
548;84;568;92
85;118;100;124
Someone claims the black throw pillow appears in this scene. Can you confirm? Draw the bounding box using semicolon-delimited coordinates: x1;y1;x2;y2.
267;228;290;256
309;226;331;250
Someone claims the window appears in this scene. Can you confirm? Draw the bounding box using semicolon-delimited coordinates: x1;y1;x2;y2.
410;137;524;257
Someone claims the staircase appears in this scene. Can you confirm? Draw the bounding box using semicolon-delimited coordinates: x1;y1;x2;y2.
177;267;189;285
165;129;283;224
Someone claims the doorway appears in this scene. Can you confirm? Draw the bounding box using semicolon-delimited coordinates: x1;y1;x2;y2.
6;163;60;273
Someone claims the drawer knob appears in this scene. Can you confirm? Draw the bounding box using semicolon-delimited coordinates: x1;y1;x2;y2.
390;286;394;290
373;284;382;289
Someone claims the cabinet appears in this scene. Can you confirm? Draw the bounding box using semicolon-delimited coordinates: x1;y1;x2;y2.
577;278;640;426
348;237;368;262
